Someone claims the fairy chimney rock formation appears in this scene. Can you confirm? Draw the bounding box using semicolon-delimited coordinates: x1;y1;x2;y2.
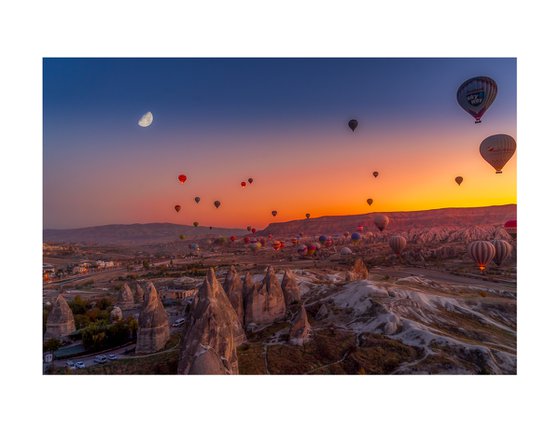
244;266;286;329
44;295;76;339
134;283;145;304
281;268;301;307
177;268;246;374
223;265;244;324
118;283;135;309
135;282;170;354
346;258;369;282
110;306;123;323
289;305;312;346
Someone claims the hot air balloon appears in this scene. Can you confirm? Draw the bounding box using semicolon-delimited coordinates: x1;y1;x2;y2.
491;240;513;266
251;228;257;234
190;243;199;251
351;232;361;242
268;234;273;239
305;213;311;219
248;178;254;184
467;241;496;272
178;174;187;184
179;234;185;240
348;119;358;132
230;235;237;242
455;176;463;186
479;134;516;174
246;226;252;232
389;236;407;256
319;235;328;244
209;226;213;230
307;244;318;255
174;205;181;213
456;76;498;123
297;244;308;257
343;231;350;239
357;225;364;232
373;171;379;178
324;237;334;248
241;181;247;188
374;214;389;232
271;210;278;217
194;196;200;204
193;221;199;227
243;236;250;244
214;200;221;209
366;198;373;206
504;220;517;240
272;240;282;251
249;242;261;252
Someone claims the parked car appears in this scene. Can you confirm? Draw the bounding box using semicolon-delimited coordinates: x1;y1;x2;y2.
172;318;186;327
75;361;86;369
108;354;118;361
65;360;75;367
94;355;107;364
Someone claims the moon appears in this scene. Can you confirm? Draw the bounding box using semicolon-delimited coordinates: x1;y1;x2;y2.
138;111;153;127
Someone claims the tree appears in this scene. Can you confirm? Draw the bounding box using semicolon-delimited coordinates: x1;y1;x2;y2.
43;338;61;352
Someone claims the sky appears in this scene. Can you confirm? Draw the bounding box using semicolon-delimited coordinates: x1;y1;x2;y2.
43;58;516;229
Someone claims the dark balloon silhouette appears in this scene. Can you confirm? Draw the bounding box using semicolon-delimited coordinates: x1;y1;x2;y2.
214;200;221;209
455;176;463;186
248;178;254;184
305;213;310;219
194;196;200;204
174;205;181;213
457;76;498;123
193;221;199;227
246;225;252;232
367;198;373;206
271;210;277;217
251;228;256;234
348;119;358;132
373;171;379;178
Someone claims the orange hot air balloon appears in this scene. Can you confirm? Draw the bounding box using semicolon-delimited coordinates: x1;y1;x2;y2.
271;210;278;217
389;236;407;256
194;196;200;204
373;171;379;178
214;200;221;209
305;213;311;219
248;178;254;184
178;174;187;184
455;176;463;186
456;76;498;123
479;134;516;174
374;214;389;232
241;181;246;188
174;205;181;213
193;221;199;227
367;198;373;206
467;241;496;272
491;240;513;266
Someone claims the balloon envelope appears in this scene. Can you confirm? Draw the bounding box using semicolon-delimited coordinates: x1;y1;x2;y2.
455;176;463;186
194;196;200;204
241;181;246;188
367;198;373;206
271;210;277;217
491;239;513;266
305;213;311;219
456;76;497;123
174;205;181;213
248;178;254;184
468;241;496;271
193;221;199;227
374;215;389;232
348;119;358;132
479;134;516;174
178;174;187;184
373;171;379;178
504;219;517;240
389;236;407;255
214;200;221;208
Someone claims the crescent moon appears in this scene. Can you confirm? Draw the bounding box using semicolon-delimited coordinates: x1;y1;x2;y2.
138;111;153;127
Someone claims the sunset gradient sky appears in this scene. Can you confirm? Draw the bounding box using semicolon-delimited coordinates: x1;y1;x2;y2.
43;58;516;229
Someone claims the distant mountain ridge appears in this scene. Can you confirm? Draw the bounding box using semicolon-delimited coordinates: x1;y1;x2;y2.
43;223;247;246
258;204;516;236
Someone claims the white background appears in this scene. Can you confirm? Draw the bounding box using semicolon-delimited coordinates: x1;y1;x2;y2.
0;1;558;432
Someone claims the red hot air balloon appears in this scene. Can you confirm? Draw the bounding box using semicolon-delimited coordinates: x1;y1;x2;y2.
389;236;407;256
348;119;358;132
357;226;364;232
456;76;498;123
230;235;237;242
241;181;247;188
251;228;257;234
178;174;187;184
174;205;181;213
468;241;496;272
248;178;254;184
243;236;250;244
504;220;517;240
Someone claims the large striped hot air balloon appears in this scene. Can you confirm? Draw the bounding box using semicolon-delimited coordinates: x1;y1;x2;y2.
374;214;389;232
389;236;407;256
479;134;516;174
504;219;517;240
491;240;513;266
456;76;498;123
467;241;496;272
